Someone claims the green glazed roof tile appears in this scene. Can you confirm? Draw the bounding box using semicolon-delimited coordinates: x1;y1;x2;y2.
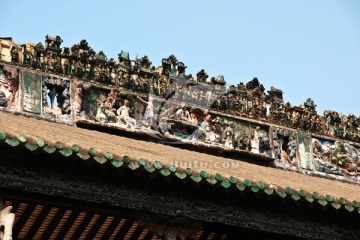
185;168;192;175
25;142;38;151
144;164;156;173
229;176;237;184
325;194;333;202
331;202;342;209
17;134;27;143
111;160;124;168
257;182;265;190
206;177;217;185
317;199;328;207
59;148;73;157
160;168;171;176
215;173;222;181
291;194;301;201
236;183;246;191
0;131;6;140
190;175;202;183
128;161;140;170
55;141;63;149
5;138;20;147
36;138;45;147
221;181;232;189
251;186;259;193
154;161;162;170
138;158;146;166
43;145;56;154
200;171;209;179
122;156;130;163
105;151;113;160
94;156;107;164
339;197;346;205
175;171;187;180
77;152;90;160
71;144;79;152
243;179;251;187
345;205;355;212
264;188;274;195
285;187;292;195
88;148;97;156
169;164;177;173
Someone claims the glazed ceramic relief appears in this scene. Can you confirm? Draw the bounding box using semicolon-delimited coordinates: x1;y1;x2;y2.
0;65;19;110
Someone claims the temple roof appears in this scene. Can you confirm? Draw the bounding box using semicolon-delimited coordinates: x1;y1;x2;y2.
1;111;360;214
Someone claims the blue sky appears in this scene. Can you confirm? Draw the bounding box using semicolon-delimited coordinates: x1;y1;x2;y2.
1;0;359;115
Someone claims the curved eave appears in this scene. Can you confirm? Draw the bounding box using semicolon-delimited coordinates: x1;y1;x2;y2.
0;111;360;214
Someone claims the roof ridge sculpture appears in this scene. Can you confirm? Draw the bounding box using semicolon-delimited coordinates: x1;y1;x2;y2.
0;35;359;183
1;35;359;139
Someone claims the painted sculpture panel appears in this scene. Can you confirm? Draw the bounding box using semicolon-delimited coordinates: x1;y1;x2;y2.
22;70;41;114
273;127;299;167
312;138;359;176
42;76;71;121
298;133;314;171
0;65;20;109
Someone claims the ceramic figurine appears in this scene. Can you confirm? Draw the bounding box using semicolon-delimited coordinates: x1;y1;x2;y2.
222;122;234;149
95;102;108;123
250;126;261;154
117;99;137;129
137;95;154;129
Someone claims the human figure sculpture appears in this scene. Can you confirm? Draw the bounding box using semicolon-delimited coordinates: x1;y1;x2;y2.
74;83;83;116
250;126;261;154
137;95;154;129
191;114;219;142
23;47;31;64
102;97;117;123
203;124;220;143
11;47;19;63
39;53;44;70
188;112;199;126
70;60;76;77
188;114;210;141
48;86;58;109
222;123;234;149
117;99;137;129
174;103;190;122
46;54;55;73
95;102;108;123
0;83;7;107
61;86;71;115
